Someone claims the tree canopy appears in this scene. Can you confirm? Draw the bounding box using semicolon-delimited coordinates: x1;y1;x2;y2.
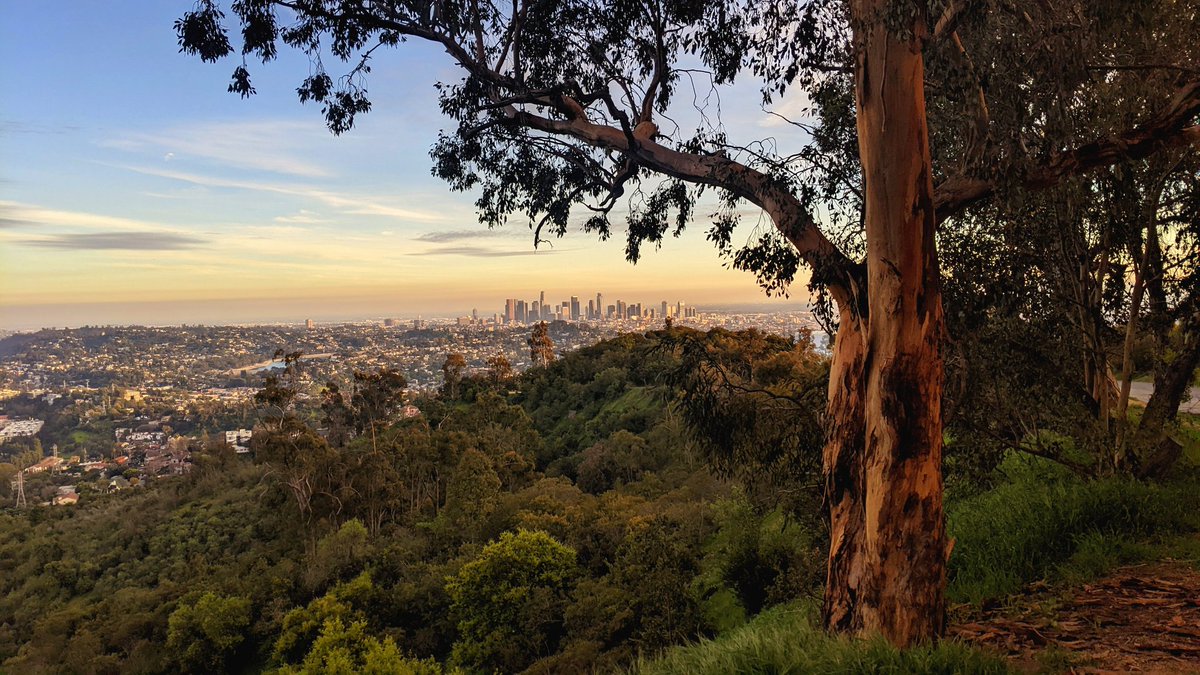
176;0;1198;312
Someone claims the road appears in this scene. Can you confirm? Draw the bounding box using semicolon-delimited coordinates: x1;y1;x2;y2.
1126;381;1200;415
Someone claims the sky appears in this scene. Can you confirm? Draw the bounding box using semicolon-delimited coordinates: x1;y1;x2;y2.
0;1;815;330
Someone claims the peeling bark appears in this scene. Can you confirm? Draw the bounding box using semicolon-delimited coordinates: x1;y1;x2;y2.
823;308;867;633
821;1;947;645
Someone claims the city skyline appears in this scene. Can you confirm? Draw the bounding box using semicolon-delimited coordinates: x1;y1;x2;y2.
0;2;816;332
495;291;699;326
0;288;810;332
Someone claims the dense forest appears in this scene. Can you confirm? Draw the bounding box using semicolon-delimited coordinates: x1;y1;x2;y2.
2;326;1197;673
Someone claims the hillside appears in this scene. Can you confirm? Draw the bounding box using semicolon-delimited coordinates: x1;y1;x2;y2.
2;328;1198;673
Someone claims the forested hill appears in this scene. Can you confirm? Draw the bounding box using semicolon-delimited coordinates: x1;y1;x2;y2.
0;328;830;673
1;327;1198;673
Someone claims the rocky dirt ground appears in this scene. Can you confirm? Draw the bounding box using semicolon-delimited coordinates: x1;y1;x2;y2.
953;562;1200;673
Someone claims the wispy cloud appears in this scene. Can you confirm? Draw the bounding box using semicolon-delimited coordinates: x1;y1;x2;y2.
120;165;452;224
0;200;183;233
274;209;330;225
104;120;334;178
414;229;511;243
410;245;557;258
757;89;816;129
22;232;206;250
1;120;82;136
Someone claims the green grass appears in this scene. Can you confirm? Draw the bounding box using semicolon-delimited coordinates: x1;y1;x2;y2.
947;459;1200;604
1178;413;1200;467
633;603;1010;675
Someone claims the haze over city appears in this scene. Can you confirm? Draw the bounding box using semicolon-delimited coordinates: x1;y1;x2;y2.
0;1;815;331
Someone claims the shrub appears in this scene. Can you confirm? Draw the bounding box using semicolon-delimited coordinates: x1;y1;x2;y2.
166;592;252;673
446;530;578;673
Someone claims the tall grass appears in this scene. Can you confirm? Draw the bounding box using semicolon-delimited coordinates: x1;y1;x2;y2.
947;458;1200;604
634;603;1009;675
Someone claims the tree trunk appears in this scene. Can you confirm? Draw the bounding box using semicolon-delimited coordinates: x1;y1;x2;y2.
1134;304;1200;478
1114;251;1146;466
823;307;867;633
822;2;948;646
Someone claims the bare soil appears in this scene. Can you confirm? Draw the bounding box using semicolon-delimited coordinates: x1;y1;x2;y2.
952;562;1200;673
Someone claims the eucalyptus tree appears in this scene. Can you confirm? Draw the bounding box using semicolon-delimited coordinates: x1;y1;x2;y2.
177;0;1200;644
528;321;555;367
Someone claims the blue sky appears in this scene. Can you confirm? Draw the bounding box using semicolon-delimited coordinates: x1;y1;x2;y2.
0;1;814;329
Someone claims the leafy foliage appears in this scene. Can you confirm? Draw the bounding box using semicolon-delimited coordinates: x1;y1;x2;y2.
166;592;252;672
446;530;578;672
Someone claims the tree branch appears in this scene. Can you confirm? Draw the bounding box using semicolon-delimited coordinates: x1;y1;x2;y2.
932;0;968;42
508;106;864;305
935;79;1200;223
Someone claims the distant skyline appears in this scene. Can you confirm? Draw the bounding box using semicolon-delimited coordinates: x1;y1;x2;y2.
0;293;812;332
0;2;816;331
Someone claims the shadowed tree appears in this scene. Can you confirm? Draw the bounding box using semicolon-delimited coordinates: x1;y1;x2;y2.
941;151;1200;480
176;0;1200;644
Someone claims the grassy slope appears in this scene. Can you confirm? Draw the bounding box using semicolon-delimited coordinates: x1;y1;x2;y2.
634;603;1010;675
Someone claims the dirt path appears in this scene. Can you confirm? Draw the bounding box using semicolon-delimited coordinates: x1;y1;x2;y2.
952;562;1200;673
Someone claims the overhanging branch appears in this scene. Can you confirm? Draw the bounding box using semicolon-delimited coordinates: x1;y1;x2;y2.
267;0;866;308
935;79;1200;223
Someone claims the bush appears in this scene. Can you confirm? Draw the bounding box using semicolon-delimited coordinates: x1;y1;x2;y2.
446;530;578;673
166;592;252;673
278;617;450;675
694;498;823;632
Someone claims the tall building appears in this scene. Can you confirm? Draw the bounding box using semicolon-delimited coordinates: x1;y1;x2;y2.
532;300;541;322
596;293;603;319
472;308;478;322
587;299;595;320
570;296;581;321
305;318;315;330
383;318;396;327
617;300;627;319
505;298;517;324
517;300;527;324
